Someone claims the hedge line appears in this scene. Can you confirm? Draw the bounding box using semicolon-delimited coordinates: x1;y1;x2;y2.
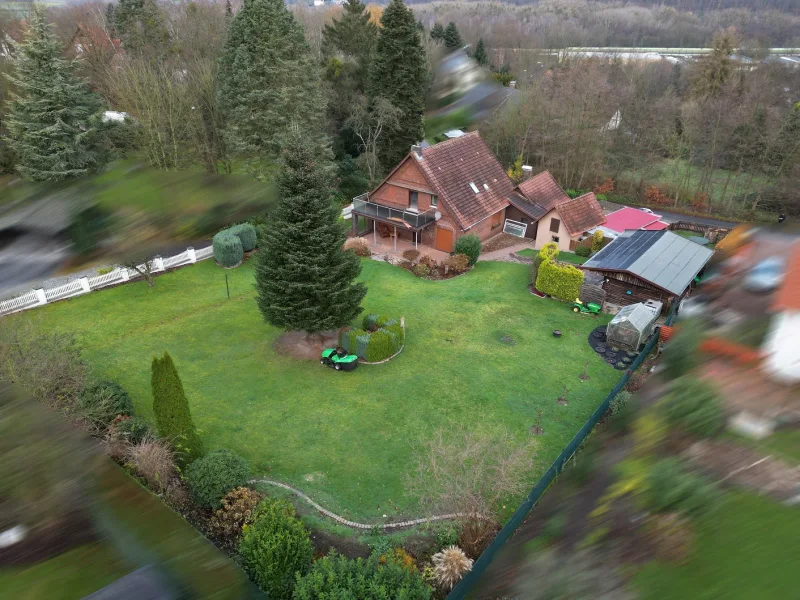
534;242;584;301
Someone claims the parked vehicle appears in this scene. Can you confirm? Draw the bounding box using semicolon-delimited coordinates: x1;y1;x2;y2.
743;257;786;293
320;347;359;371
572;298;602;314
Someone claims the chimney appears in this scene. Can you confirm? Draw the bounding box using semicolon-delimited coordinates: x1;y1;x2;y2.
411;144;423;159
521;165;533;180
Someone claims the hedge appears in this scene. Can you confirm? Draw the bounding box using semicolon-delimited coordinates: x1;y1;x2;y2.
340;316;404;362
536;252;584;301
213;231;243;268
229;223;258;252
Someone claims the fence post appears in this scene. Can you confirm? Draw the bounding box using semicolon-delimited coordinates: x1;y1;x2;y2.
187;247;196;263
78;277;91;294
153;256;164;272
34;288;47;306
120;269;130;282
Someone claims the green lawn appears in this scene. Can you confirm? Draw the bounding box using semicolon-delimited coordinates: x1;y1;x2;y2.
725;429;800;464
633;491;800;600
516;248;588;265
26;259;617;525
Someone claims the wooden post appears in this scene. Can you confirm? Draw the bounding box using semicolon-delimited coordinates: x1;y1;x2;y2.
394;226;397;252
225;274;230;299
373;220;376;245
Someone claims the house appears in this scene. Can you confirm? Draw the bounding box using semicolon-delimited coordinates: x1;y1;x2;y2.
351;132;513;253
592;206;669;239
762;242;800;385
580;229;714;312
504;171;606;252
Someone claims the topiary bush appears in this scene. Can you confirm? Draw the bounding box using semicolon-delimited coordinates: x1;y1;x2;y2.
454;234;481;266
229;223;258;251
536;256;584;301
185;449;251;509
574;245;591;257
365;329;395;362
293;551;432;600
239;498;313;599
663;376;725;438
78;380;134;427
363;314;391;330
212;230;243;267
340;318;404;362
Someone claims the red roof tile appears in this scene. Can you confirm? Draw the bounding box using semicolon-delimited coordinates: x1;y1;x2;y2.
556;192;606;236
415;132;513;229
603;207;663;233
516;171;570;212
773;242;800;311
643;220;669;231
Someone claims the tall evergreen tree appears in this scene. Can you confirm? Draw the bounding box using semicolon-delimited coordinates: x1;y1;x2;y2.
5;9;103;181
254;128;366;333
113;0;171;58
217;0;324;164
443;22;463;49
473;38;489;66
152;351;204;465
368;0;426;169
430;22;444;42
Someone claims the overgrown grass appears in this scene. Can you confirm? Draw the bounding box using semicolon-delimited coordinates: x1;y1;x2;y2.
25;258;617;525
516;248;589;265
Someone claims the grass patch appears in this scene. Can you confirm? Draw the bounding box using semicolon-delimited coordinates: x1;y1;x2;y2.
724;430;800;464
24;258;617;525
516;248;588;265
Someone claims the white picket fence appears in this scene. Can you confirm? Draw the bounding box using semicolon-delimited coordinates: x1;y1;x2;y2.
0;245;213;317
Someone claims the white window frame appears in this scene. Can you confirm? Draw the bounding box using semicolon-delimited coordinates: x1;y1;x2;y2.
503;218;527;238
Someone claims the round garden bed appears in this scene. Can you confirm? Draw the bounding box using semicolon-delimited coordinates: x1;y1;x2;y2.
587;325;639;369
339;314;405;364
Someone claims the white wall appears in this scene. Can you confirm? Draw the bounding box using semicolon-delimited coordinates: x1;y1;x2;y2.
534;209;576;252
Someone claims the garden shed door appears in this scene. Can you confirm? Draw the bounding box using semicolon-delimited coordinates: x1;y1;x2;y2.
435;227;454;252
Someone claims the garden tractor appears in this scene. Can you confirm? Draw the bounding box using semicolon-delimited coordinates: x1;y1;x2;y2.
320;347;359;371
572;298;602;315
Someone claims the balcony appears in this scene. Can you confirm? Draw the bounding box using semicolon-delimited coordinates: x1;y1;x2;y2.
352;194;437;230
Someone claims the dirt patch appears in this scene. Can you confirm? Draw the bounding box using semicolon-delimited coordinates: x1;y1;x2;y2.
309;528;370;559
273;330;340;361
482;233;524;253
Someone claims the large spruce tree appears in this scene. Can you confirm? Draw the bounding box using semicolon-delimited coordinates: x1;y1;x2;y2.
152;351;204;465
217;0;324;163
369;0;426;169
5;9;103;181
443;22;463;49
254;129;366;333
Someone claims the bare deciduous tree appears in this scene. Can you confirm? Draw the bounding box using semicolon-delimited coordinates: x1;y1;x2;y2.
346;96;401;186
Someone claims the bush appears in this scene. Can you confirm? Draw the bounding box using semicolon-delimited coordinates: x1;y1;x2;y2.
646;513;693;564
662;325;704;380
645;458;720;518
609;391;634;434
293;552;432;600
344;237;371;257
229;223;258;251
591;230;604;253
413;263;431;278
113;415;152;444
454;234;481;266
644;185;670;206
239;498;313;599
341;318;403;361
445;253;470;273
125;436;179;494
418;254;438;268
362;314;390;330
403;248;421;262
664;376;725;438
536;253;584;301
212;230;243;267
186;449;251;509
78;380;134;428
365;329;396;362
432;546;473;590
209;486;264;546
575;245;591;257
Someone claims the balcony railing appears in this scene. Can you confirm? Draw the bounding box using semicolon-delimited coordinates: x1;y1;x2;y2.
352;194;437;229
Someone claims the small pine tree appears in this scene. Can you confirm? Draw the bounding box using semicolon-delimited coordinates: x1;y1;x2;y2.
430;22;444;42
4;8;104;181
254;128;366;333
473;38;489;66
151;351;204;465
443;22;462;49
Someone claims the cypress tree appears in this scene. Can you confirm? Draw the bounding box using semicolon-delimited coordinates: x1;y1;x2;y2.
430;22;444;42
254;128;366;333
152;351;204;465
4;8;103;182
217;0;324;163
474;38;489;66
443;22;462;49
113;0;171;58
369;0;426;169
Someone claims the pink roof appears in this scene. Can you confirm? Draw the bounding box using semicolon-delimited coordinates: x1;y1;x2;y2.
643;220;669;231
603;207;663;233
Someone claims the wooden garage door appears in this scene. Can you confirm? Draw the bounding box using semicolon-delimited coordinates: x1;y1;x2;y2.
435;227;454;252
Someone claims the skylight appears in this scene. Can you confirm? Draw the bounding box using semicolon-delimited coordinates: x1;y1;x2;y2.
469;182;479;193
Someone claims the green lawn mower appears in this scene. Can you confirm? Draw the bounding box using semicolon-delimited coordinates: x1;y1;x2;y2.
320;347;359;372
572;298;602;315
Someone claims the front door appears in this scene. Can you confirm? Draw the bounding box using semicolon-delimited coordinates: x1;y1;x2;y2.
435;227;454;252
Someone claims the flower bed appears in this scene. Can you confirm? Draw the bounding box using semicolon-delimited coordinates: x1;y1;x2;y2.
339;314;405;363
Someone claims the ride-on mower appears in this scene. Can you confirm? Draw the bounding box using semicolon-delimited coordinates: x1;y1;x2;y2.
320;347;359;371
572;298;601;315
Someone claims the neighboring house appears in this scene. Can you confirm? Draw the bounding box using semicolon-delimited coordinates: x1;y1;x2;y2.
591;206;669;239
580;229;714;312
762;242;800;385
505;171;606;252
351;132;513;253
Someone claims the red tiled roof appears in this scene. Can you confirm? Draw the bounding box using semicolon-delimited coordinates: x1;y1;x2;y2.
773;242;800;311
556;192;606;236
603;207;663;233
415;132;513;229
516;171;571;212
643;220;669;231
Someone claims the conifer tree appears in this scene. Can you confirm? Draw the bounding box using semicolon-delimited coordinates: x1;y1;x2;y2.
430;22;444;42
368;0;426;168
443;22;462;49
113;0;171;58
254;128;366;333
217;0;324;163
474;38;489;66
152;351;204;465
4;8;103;181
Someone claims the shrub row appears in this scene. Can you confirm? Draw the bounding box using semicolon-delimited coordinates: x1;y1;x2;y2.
340;315;404;362
213;223;258;267
535;243;584;301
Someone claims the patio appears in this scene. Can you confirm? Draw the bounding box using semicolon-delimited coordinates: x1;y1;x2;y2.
361;234;451;264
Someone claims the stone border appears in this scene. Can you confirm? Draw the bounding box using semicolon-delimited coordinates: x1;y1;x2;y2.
250;478;478;529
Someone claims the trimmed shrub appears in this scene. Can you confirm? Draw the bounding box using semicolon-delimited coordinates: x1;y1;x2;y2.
239;498;313;599
185;449;251;509
454;234;481;266
114;415;152;444
538;242;560;262
210;486;264;547
78;380;134;428
591;230;604;253
212;230;243;267
402;248;421;262
574;245;591;257
229;223;258;251
536;257;584;301
363;314;391;330
344;237;371;257
340;319;404;362
365;329;396;362
383;322;405;347
413;263;431;278
664;376;725;438
645;457;720;518
293;552;432;600
445;253;470;273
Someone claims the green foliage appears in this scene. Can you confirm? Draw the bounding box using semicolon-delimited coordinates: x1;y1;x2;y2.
366;532;394;557
114;416;152;444
443;22;463;49
68;206;112;256
542;512;567;540
536;249;584;302
5;8;104;181
609;390;635;434
490;63;514;87
434;523;460;549
254;129;367;332
473;38;489;66
362;314;390;330
365;329;395;362
454;234;482;266
575;245;592;257
591;230;605;253
369;0;427;168
293;552;432;600
78;380;134;426
341;317;403;361
430;22;444;41
212;230;243;268
239;498;313;599
151;351;204;465
664;376;725;438
113;0;171;58
412;263;431;278
229;223;258;252
217;0;324;163
185;449;251;509
646;458;720;518
662;325;704;380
